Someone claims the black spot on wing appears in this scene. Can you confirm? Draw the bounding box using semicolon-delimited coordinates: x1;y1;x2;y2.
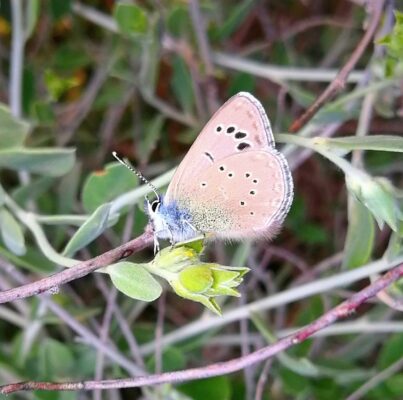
235;131;247;139
237;142;251;151
204;152;214;162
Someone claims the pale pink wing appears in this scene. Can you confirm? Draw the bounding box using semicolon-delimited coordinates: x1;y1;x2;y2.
165;92;275;203
172;150;293;239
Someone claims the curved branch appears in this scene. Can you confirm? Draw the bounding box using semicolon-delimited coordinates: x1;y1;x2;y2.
2;262;402;394
0;230;154;304
289;0;385;132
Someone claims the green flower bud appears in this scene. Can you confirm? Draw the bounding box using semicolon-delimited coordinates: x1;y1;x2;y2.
148;238;249;315
172;263;249;315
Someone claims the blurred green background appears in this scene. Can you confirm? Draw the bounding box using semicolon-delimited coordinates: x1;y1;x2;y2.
0;0;403;399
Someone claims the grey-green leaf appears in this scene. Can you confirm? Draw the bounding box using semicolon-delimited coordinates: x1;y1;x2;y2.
322;135;403;155
63;203;113;257
343;197;375;269
0;208;26;256
25;0;40;40
0;104;30;149
137;115;165;165
346;175;399;232
0;148;76;176
107;262;162;301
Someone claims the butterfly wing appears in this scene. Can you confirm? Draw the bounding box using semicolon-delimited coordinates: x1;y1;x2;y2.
165;92;275;203
171;149;293;240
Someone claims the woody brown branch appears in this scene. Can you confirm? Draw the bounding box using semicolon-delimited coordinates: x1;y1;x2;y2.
0;230;154;305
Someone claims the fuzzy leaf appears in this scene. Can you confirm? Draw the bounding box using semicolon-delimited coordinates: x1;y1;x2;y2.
107;262;162;301
343;197;375;269
0;104;29;149
82;162;138;213
0;208;26;256
318;135;403;156
63;203;114;257
0;148;75;176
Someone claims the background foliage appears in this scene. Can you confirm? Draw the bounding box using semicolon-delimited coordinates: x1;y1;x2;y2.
0;0;403;399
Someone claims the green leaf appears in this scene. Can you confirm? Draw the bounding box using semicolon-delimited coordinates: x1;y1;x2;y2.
179;376;231;400
63;203;114;257
51;43;92;72
0;208;26;256
38;339;75;380
0;147;76;176
81;161;138;213
12;176;55;207
378;11;403;61
171;55;194;114
0;185;4;207
146;346;186;372
174;237;205;253
343;197;375;269
384;231;403;262
280;368;310;396
286;84;317;108
167;6;190;38
319;135;403;155
107;262;162;302
211;0;254;40
137;115;165;165
227;73;256;97
0;104;29;149
114;3;148;35
378;334;403;369
32;101;56;125
25;0;40;39
346;175;399;232
49;0;71;20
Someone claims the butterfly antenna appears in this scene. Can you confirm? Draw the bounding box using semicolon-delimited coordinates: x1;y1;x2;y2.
112;152;160;200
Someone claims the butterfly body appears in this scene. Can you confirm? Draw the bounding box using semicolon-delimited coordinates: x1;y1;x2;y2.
146;92;294;250
146;196;196;243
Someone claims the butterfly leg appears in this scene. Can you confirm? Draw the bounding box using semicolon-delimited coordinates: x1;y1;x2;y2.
168;228;176;250
153;235;160;255
184;219;205;241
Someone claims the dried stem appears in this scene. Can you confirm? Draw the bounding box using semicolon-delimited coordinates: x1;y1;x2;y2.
1;262;403;394
289;0;385;132
0;230;154;304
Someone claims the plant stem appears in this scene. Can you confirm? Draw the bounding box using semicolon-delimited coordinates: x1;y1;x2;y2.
0;231;153;304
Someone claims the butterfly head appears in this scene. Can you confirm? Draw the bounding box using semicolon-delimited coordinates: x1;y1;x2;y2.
145;195;161;219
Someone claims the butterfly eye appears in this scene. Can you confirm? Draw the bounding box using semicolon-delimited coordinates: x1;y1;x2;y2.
151;200;160;212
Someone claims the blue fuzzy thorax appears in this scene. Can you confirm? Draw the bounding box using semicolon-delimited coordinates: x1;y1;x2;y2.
145;195;197;242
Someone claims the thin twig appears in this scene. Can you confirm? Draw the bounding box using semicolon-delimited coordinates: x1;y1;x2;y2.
58;58;111;145
254;359;272;400
2;262;403;394
289;0;385;132
9;0;24;118
155;292;166;374
0;230;154;304
188;0;219;113
346;355;403;400
94;282;118;400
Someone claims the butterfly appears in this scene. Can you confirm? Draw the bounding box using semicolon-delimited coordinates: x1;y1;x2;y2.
114;92;293;253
